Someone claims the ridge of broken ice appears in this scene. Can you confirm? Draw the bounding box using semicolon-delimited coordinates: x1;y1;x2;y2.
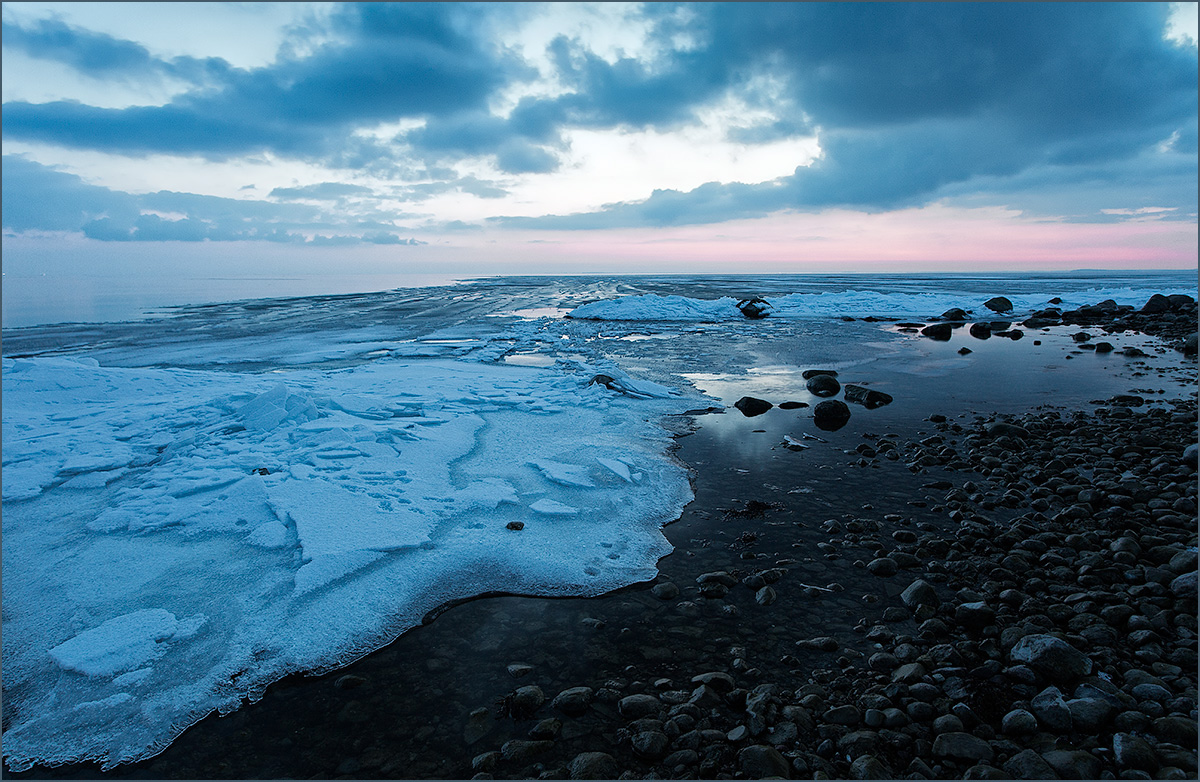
1;353;696;772
566;287;1200;321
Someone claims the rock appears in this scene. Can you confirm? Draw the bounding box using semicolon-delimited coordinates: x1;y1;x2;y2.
1042;749;1101;780
691;672;736;693
796;636;840;652
941;308;970;321
1113;732;1159;772
631;730;669;760
1154;716;1199;747
901;579;940;609
1094;341;1114;353
1169;571;1196;599
506;521;525;531
921;323;954;341
473;751;502;773
1030;686;1073;732
1140;294;1172;314
738;745;792;779
892;662;928;684
932;732;994;763
801;369;838;379
958;346;972;354
501;739;554;764
465;707;494;745
985;422;1030;439
955;601;996;629
813;400;851;431
1065;697;1113;731
778;401;808;409
848;755;893;780
529;717;561;739
1184;443;1199;465
969;322;992;340
755;586;777;606
1183;334;1198;356
1003;749;1058;780
552;687;594;717
737;298;773;319
1009;634;1092;683
823;704;862;725
1001;708;1039;736
734;397;773;417
617;694;662;719
866;557;899;577
568;752;618;780
984;296;1013;313
651;581;679;600
507;663;534;678
843;384;893;409
805;374;841;398
511;685;546;717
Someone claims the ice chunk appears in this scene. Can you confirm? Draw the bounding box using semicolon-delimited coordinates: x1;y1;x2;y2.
246;520;291;548
238;384;319;431
530;499;580;516
529;459;595;487
48;609;205;677
596;457;633;482
266;478;433;560
294;551;386;594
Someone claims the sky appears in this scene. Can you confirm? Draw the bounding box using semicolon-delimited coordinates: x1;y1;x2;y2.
1;1;1197;286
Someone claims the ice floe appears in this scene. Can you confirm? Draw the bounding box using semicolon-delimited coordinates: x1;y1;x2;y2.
1;353;695;771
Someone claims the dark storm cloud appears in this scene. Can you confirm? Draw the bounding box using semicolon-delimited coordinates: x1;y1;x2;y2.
1;156;425;245
3;3;1195;227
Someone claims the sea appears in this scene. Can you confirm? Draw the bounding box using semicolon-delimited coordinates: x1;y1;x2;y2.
2;270;1196;774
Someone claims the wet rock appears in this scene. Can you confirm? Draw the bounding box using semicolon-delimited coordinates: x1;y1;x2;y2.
568;752;618;780
506;663;534;678
662;749;699;768
1031;686;1073;732
801;369;838;379
813;400;851;431
1065;697;1112;731
1002;749;1058;780
738;298;773;319
932;732;994;763
806;374;841;397
738;745;791;779
843;384;893;409
823;704;862;725
1008;634;1092;683
691;672;736;693
921;323;954;341
867;557;899;577
631;730;669;760
985;422;1030;439
778;401;808;409
1001;708;1039;736
1169;571;1196;600
1094;341;1114;353
617;694;662;719
755;585;777;606
1154;716;1199;747
529;718;561;740
848;754;893;780
552;687;594;717
1140;294;1172;314
651;581;679;600
734;397;773;417
1042;749;1101;780
465;707;494;745
796;636;840;652
1113;732;1159;773
941;308;970;321
511;685;546;717
501;740;554;764
955;601;996;629
473;751;502;773
984;297;1013;313
901;579;940;609
969;323;992;340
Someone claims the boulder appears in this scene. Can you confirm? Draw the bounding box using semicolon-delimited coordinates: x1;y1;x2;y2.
1140;293;1172;314
813;400;851;431
1009;634;1092;683
738;745;791;779
568;752;619;780
801;369;838;379
849;755;893;780
984;296;1013;313
941;308;970;321
901;579;940;609
805;374;841;397
552;687;594;717
921;323;954;341
969;323;992;340
843;385;893;409
1094;341;1115;353
737;298;773;319
932;732;994;763
1002;749;1058;780
985;422;1029;439
734;397;773;417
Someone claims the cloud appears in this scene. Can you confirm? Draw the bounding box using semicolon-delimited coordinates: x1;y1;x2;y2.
1;155;428;244
270;182;376;201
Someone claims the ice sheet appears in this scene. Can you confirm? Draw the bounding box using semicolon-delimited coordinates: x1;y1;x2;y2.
1;354;695;771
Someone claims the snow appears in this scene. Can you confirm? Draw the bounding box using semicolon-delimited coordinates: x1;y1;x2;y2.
566;287;1200;321
2;350;695;771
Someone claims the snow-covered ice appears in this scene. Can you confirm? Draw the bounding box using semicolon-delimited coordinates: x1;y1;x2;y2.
2;350;695;771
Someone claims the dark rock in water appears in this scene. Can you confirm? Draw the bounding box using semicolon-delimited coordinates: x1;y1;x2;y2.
896;322;927;328
805;374;841;397
552;687;594;716
511;685;546;717
1021;317;1057;329
801;369;838;379
813;400;851;431
1003;329;1024;340
568;752;618;780
989;320;1012;330
778;401;808;409
941;308;969;321
1121;346;1147;357
651;582;679;600
738;745;791;779
986;422;1029;439
1140;293;1172;314
984;296;1013;313
1008;634;1092;683
734;397;773;417
844;385;893;409
958;347;972;355
1071;331;1091;342
969;323;992;340
737;298;772;319
1094;341;1114;353
1112;394;1145;407
921;323;953;341
1049;297;1063;304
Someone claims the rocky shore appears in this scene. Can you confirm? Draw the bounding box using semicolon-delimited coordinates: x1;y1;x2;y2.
461;394;1197;781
